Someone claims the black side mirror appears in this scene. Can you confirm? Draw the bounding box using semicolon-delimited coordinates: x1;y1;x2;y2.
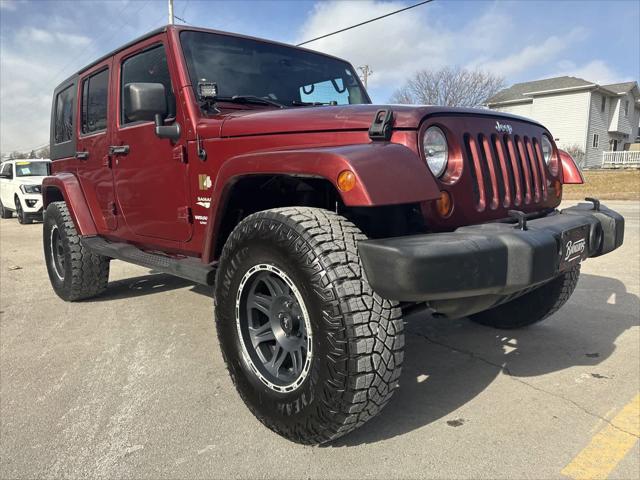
124;82;167;122
123;82;181;142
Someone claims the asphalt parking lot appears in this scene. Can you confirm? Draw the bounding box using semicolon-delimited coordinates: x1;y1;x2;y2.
1;201;638;479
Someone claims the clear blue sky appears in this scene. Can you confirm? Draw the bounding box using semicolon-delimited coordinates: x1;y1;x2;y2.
1;0;638;153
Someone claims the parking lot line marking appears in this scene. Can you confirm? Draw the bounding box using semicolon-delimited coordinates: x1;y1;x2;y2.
561;393;639;480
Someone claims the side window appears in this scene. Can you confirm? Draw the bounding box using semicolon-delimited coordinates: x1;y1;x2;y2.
54;85;74;144
1;163;12;176
121;45;175;124
601;96;606;113
81;68;109;134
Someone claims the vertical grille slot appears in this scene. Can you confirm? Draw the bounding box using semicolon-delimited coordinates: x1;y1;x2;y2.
479;134;500;210
504;135;524;206
491;134;513;208
524;137;541;203
514;136;533;204
464;133;487;211
532;138;548;200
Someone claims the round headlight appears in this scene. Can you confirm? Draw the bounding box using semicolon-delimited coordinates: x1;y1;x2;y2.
423;126;449;178
541;135;553;165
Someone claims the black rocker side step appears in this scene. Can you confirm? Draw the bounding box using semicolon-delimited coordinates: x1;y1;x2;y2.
81;236;216;285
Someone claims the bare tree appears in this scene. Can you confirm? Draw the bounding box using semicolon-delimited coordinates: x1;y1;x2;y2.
563;144;585;169
8;151;29;160
37;146;50;159
390;66;505;108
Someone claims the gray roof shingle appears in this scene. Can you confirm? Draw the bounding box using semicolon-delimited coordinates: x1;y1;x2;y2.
486;76;594;104
601;81;638;94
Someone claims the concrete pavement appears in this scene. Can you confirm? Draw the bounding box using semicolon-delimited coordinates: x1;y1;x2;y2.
1;201;638;479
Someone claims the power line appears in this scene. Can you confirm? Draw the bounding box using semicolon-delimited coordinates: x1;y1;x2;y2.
296;0;435;47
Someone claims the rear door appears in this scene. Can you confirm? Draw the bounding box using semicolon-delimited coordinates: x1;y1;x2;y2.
111;38;191;242
76;60;117;230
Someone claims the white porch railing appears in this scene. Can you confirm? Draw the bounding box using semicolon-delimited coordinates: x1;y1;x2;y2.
602;151;640;168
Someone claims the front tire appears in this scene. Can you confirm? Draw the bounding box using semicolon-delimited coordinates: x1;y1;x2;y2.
43;201;110;301
15;196;32;224
0;198;12;218
469;266;581;329
215;207;404;445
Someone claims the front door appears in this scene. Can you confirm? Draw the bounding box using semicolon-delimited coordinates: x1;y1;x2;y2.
111;40;191;242
76;61;117;230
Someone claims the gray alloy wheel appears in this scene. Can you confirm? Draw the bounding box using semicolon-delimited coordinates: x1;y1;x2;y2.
236;264;313;392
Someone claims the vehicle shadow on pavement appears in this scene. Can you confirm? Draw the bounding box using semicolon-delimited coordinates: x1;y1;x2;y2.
91;272;197;301
91;271;214;301
331;273;639;447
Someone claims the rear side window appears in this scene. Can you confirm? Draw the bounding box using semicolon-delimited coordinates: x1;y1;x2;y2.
81;69;109;134
54;85;74;144
121;45;175;124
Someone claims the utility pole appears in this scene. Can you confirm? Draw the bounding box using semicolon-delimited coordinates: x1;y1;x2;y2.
358;65;373;89
168;0;174;25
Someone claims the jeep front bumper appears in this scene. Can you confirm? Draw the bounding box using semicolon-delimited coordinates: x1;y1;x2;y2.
358;201;624;302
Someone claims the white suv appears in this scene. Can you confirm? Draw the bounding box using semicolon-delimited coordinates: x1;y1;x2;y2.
0;159;51;224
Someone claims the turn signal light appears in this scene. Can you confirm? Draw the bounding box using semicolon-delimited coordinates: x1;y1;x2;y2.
436;190;453;217
337;170;356;192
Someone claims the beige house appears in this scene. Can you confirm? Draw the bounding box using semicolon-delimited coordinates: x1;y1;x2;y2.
486;77;640;168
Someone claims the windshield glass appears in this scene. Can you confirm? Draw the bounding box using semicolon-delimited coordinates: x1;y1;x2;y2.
180;31;370;108
15;161;50;177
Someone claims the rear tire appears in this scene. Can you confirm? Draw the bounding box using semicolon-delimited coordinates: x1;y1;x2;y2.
15;197;32;224
0;198;12;218
215;207;404;445
43;201;110;301
469;266;581;329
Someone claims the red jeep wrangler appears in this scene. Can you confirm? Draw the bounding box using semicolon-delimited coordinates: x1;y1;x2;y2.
43;25;624;444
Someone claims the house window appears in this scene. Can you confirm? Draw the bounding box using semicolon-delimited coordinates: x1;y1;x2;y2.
624;100;629;117
601;96;606;113
592;134;599;148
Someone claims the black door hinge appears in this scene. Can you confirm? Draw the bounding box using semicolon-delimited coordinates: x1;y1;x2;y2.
173;145;187;164
369;109;394;141
196;135;207;161
178;206;193;224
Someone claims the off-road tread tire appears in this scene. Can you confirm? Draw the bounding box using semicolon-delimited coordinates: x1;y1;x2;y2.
215;207;404;445
44;201;109;301
469;265;581;329
0;198;12;218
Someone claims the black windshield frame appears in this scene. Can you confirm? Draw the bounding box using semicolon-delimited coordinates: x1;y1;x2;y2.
179;31;371;110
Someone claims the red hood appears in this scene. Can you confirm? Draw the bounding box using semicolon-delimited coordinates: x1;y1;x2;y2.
198;104;544;138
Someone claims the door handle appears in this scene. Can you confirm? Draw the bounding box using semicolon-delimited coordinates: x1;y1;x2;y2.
75;151;89;160
109;145;130;155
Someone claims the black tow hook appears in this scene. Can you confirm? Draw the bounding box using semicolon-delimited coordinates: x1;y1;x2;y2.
508;210;528;231
585;197;601;211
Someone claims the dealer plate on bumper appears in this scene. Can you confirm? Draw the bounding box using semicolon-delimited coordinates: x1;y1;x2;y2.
559;225;589;271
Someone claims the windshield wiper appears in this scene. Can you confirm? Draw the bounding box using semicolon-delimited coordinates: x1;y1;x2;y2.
291;100;338;107
214;95;286;109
